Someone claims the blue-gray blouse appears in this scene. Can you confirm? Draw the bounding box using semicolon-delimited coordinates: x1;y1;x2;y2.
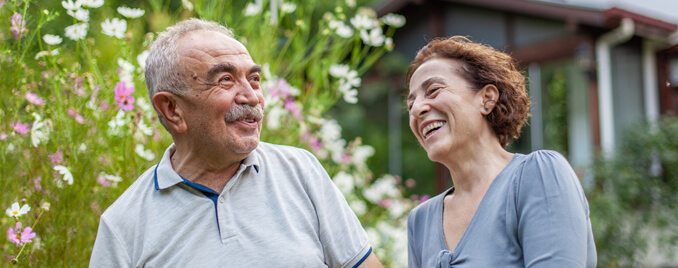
407;150;596;267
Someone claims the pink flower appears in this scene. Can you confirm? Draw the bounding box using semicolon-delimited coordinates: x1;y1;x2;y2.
96;174;112;187
269;79;293;98
284;98;303;120
0;133;7;140
48;149;63;166
10;123;29;135
67;108;86;124
9;13;28;39
6;222;35;246
26;93;46;105
114;81;135;111
420;195;430;203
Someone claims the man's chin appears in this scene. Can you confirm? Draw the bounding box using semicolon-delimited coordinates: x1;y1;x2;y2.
230;138;259;155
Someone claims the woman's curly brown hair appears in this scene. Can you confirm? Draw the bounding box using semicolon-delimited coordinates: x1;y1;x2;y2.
406;36;530;147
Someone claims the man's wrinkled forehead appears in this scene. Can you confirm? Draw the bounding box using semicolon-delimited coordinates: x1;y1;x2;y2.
177;30;251;58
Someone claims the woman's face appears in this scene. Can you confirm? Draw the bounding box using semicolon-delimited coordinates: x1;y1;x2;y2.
406;58;486;163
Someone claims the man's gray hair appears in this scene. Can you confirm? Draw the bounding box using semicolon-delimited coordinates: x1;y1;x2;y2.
144;18;234;131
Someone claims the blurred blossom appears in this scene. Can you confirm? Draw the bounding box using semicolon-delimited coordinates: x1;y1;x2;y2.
82;0;104;8
343;89;358;104
30;113;51;147
64;23;88;41
101;18;127;39
387;198;407;218
135;144;155;161
10;13;28;39
67;108;86;124
48;148;64;166
32;176;42;191
67;8;90;22
10;123;30;135
182;0;194;11
335;23;353;38
329;64;350;78
7;222;36;246
281;2;296;13
34;49;60;60
97;173;122;187
43;34;63;45
345;0;356;7
108;110;128;136
118;58;135;83
137;50;149;70
284;98;302;120
363;175;400;203
40;202;50;211
351;145;374;166
381;13;406;28
134;119;153;141
360;28;385;47
54;165;74;185
243;2;262;16
0;133;7;140
405;178;416;188
266;106;284;130
5;202;30;218
349;199;366;216
333;171;355;194
117;6;145;19
420;195;430;203
114;81;135;111
61;0;82;11
366;228;382;248
319;119;342;142
384;37;394;51
350;14;378;30
79;143;87;152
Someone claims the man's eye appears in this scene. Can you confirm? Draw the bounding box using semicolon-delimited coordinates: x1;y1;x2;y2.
219;76;232;82
250;75;261;82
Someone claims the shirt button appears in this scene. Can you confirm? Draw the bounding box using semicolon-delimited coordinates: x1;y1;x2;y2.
219;196;225;203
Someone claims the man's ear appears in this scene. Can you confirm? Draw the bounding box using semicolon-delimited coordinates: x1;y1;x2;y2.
480;84;499;115
152;92;187;133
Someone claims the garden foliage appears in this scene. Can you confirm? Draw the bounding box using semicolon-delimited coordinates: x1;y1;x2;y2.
0;0;415;266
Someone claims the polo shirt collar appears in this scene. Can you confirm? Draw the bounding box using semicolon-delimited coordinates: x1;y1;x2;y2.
154;143;261;190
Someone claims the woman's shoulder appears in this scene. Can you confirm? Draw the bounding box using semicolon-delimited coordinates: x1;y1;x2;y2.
516;150;573;174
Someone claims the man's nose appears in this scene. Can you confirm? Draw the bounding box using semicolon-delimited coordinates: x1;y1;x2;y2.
235;80;259;106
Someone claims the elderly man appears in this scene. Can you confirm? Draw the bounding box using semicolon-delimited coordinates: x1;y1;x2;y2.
90;18;380;267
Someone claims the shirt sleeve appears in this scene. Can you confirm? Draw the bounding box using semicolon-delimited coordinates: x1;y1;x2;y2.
89;216;131;268
407;210;421;268
515;150;593;267
301;150;371;268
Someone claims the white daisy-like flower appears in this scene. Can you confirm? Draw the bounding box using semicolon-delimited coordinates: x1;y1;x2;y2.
360;28;385;47
350;14;378;30
118;58;135;83
30;113;51;147
61;0;82;11
333;171;355;194
43;34;63;45
135;144;155;161
343;88;358;104
101;18;127;39
64;23;88;41
117;6;145;19
281;2;296;14
5;202;30;219
243;2;261;16
54;165;74;185
81;0;103;8
67;8;90;22
381;13;406;28
336;23;354;38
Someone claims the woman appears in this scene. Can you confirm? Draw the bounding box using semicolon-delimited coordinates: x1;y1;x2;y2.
405;36;596;267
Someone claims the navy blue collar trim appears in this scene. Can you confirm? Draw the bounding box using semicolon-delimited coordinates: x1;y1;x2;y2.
153;163;160;190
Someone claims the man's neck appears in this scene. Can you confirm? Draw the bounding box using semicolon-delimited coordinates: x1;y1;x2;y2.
170;144;245;193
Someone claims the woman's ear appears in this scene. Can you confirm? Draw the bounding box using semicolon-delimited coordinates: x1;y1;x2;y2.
480;84;499;115
152;92;187;133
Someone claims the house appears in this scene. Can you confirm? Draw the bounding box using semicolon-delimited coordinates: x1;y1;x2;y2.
375;0;678;191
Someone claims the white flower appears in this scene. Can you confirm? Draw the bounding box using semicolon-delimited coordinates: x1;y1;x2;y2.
30;113;51;147
349;199;367;216
182;0;194;11
243;2;261;16
366;228;382;248
352;145;374;166
101;18;127;39
266;106;284;130
388;198;407;218
360;28;385;47
136;96;153;113
329;64;350;78
118;58;135;83
67;8;90;22
381;13;405;28
107;110;128;136
336;24;354;38
43;34;63;45
333;171;355;194
384;37;394;51
363;175;400;203
346;0;356;8
61;0;82;11
343;70;361;89
117;6;145;19
79;143;87;152
281;2;296;13
137;50;149;70
34;49;59;59
82;0;104;8
328;20;342;30
135;144;155;161
101;173;122;183
64;23;88;41
319;119;342;142
343;88;358;104
5;202;30;218
54;165;74;185
350;14;378;30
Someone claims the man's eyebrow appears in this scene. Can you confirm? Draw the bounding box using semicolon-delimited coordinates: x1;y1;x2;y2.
206;63;236;82
249;64;262;75
407;77;446;102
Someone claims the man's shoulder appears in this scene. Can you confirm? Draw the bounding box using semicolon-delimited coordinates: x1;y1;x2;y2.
254;141;317;162
100;165;157;222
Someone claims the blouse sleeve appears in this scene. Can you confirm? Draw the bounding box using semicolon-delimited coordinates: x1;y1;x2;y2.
515;150;593;267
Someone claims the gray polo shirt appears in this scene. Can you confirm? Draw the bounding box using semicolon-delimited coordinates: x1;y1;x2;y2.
90;142;371;267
